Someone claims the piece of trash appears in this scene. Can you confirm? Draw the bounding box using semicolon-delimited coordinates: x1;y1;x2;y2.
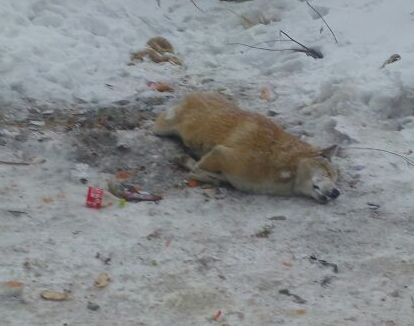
115;171;136;180
309;254;338;273
187;179;199;188
1;281;24;298
94;273;111;288
41;290;69;301
279;289;307;304
29;120;46;127
42;197;54;204
380;53;401;69
268;215;287;221
147;81;173;92
253;224;275;238
118;198;126;208
30;156;46;164
213;310;222;320
107;179;162;202
86;187;104;209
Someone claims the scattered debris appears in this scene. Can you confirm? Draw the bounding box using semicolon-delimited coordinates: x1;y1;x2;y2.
130;36;182;65
87;301;100;311
41;290;69;301
279;289;307;304
0;160;30;166
253;224;275;238
260;86;272;101
95;252;112;265
5;210;30;217
86;187;104;209
321;275;337;287
213;310;222;320
147;230;162;240
367;202;381;210
29;120;46;127
268;215;287;221
380;54;401;69
186;179;199;188
94;273;111;288
107;179;162;202
115;171;136;180
1;281;24;298
309;255;338;273
147;81;174;92
295;309;307;316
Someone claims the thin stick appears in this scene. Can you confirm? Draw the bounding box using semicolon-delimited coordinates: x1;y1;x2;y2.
280;30;318;55
252;39;292;47
306;1;338;44
228;42;294;52
190;0;204;12
0;160;30;166
229;41;323;59
343;146;414;167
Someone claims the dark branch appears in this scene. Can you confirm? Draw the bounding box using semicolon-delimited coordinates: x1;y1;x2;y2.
229;41;323;59
279;30;323;58
190;0;204;12
306;1;338;44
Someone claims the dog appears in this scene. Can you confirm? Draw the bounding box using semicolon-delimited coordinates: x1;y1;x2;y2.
153;92;340;203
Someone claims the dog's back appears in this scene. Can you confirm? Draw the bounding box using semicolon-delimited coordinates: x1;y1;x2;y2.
154;92;314;158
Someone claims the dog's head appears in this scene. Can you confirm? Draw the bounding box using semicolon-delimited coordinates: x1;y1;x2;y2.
294;145;340;203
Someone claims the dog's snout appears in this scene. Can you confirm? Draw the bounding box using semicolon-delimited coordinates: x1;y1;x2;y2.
329;188;340;199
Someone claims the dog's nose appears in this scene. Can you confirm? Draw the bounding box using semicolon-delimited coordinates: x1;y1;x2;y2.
329;188;340;199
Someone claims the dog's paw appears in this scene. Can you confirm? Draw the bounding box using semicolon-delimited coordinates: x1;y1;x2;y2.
172;155;196;171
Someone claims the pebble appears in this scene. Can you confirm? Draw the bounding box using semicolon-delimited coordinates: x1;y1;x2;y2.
87;301;100;311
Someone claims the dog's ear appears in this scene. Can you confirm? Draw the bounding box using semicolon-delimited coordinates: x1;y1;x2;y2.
320;145;339;161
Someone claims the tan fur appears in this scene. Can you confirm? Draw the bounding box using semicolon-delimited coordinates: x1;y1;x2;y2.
154;92;340;203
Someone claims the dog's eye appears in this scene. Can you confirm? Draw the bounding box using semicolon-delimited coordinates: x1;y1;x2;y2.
313;185;320;190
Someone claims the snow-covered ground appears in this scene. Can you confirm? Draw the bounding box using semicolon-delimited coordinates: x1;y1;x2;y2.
1;0;414;325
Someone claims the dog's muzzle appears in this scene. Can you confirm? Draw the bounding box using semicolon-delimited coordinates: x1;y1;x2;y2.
317;188;340;203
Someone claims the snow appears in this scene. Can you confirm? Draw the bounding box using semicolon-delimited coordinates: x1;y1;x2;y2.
1;0;414;325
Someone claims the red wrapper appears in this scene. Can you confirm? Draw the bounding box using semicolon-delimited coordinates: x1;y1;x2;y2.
86;187;103;209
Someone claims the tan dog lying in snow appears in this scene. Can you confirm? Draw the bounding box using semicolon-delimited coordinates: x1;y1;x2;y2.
154;92;340;203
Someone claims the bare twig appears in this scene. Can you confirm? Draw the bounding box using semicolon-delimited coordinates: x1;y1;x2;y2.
306;1;338;44
279;30;323;58
342;146;414;168
229;42;294;52
0;160;30;166
229;41;323;59
190;0;204;12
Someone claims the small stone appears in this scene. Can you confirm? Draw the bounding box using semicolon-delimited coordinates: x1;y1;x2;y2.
94;273;111;288
41;290;69;301
268;215;287;221
267;110;279;117
87;301;100;311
